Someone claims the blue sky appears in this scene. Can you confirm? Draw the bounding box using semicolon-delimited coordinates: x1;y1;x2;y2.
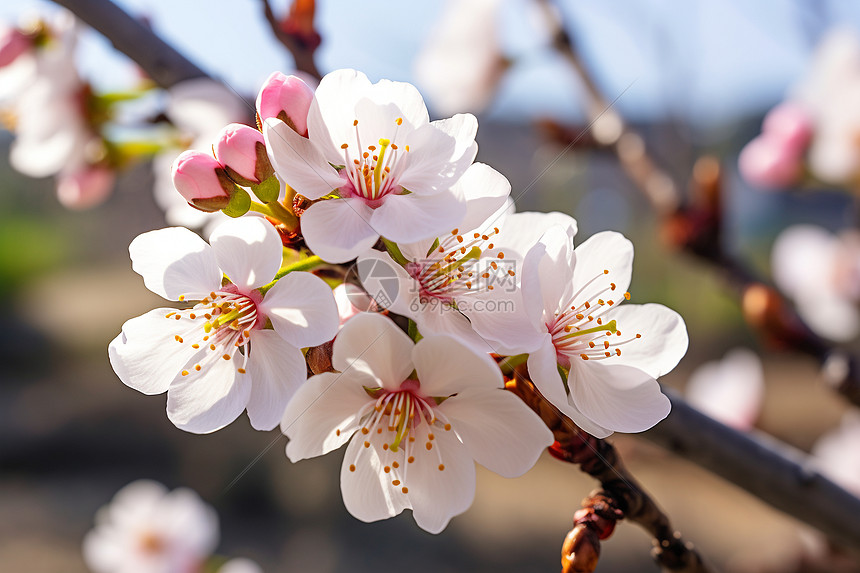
3;0;860;126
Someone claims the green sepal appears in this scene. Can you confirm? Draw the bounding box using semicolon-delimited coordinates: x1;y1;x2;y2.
408;320;423;342
222;188;251;218
251;175;281;203
426;237;440;257
382;237;409;266
557;364;571;395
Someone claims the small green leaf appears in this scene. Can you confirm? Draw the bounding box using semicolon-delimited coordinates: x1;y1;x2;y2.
222;188;251;217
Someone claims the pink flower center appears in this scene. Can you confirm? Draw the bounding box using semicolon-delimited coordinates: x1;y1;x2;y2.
165;285;265;378
545;269;640;368
341;379;454;496
339;117;410;204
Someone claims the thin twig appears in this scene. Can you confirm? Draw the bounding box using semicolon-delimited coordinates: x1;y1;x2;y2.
507;374;711;573
51;0;207;88
260;0;322;82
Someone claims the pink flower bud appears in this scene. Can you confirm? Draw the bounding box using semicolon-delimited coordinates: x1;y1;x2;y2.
738;135;802;189
171;150;233;211
256;72;313;136
0;26;31;68
214;123;273;185
56;166;115;209
763;102;814;154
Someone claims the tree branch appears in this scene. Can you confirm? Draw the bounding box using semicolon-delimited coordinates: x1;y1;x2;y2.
51;0;208;89
642;392;860;551
260;0;322;82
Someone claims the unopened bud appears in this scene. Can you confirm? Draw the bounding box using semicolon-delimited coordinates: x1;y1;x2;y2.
171;150;234;212
0;26;32;68
215;123;273;186
561;524;600;573
256;72;313;136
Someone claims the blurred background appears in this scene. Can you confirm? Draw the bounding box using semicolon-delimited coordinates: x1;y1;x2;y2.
1;0;859;571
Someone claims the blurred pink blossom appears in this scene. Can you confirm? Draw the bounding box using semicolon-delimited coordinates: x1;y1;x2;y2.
414;0;507;116
772;225;860;342
812;412;860;496
685;348;764;431
0;25;31;67
55;165;115;210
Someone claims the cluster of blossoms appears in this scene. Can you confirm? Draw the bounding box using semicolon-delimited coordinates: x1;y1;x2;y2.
0;12;116;208
84;480;261;573
739;28;860;190
110;67;688;534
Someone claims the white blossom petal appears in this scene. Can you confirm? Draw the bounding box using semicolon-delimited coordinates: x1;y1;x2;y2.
108;309;199;395
128;227;221;301
603;303;688;378
466;288;545;355
571;231;634;303
412;333;502;396
166;353;251;434
568;361;671;434
332;313;415;390
521;225;575;330
209;217;283;290
340;430;406;524
493;211;578;263
527;338;613;438
282;371;371;461
452;162;511;233
300;198;379;263
245;330;307;431
395;117;477;195
264;118;344;200
369;190;465;244
439;387;552;477
261;271;339;348
407;423;476;534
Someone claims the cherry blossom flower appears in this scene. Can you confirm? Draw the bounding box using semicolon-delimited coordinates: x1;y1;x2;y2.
265;68;478;263
357;162;577;353
685;348;764;431
82;480;218;573
479;226;688;438
281;312;553;533
2;11;101;187
415;0;508;116
771;225;860;342
109;217;339;433
812;412;860;496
